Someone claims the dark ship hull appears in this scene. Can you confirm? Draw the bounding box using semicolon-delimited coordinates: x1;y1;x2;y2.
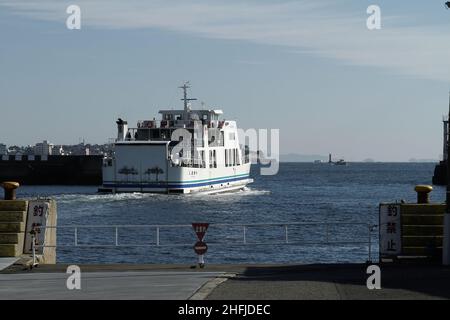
0;155;102;185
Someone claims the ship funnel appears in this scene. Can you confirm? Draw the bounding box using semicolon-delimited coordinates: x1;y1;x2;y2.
116;118;128;141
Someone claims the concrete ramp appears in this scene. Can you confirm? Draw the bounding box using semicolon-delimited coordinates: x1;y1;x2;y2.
0;258;18;271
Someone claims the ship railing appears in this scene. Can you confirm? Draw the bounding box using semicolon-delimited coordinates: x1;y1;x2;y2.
124;128;138;141
31;222;378;264
167;151;207;168
124;127;207;145
135;119;219;130
124;120;224;140
179;158;206;168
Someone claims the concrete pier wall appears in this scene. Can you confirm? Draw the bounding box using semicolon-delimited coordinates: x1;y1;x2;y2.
41;200;57;264
380;202;445;260
0;200;28;257
0;199;57;264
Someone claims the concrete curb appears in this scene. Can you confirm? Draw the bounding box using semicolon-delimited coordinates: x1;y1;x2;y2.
189;273;236;300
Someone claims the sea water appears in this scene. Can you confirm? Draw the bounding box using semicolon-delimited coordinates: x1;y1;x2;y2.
16;162;443;264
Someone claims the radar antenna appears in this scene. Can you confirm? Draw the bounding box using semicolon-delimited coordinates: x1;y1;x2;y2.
179;81;197;112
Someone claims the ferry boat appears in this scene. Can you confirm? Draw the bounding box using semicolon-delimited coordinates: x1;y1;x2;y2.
100;82;253;194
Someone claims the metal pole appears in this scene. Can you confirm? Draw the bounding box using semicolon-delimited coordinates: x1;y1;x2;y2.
285;225;289;244
156;227;160;246
115;227;119;246
368;225;372;263
243;226;247;244
74;227;78;247
31;233;37;267
444;92;450;265
198;254;205;268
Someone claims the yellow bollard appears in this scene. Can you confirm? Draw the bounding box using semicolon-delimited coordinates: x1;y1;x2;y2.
1;181;20;200
414;185;433;204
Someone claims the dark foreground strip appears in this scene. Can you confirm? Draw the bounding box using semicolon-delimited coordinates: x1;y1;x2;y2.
1;300;449;319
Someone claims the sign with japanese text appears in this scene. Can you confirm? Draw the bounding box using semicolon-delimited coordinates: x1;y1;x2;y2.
194;241;208;255
24;200;50;254
379;204;402;256
192;223;209;242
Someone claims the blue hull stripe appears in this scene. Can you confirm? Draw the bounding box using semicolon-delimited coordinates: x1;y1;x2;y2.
103;175;250;189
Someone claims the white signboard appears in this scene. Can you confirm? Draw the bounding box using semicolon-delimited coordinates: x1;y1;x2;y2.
24;200;50;254
379;204;402;256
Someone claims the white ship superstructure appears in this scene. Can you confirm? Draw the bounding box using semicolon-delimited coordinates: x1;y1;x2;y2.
101;83;253;194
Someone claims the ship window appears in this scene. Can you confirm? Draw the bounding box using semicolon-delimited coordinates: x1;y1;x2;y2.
229;133;235;141
225;149;228;167
209;151;213;168
213;150;217;168
220;132;224;146
203;114;208;120
150;130;161;139
200;151;205;168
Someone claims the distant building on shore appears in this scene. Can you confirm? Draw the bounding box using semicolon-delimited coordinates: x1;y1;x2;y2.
34;140;54;156
0;140;112;157
0;144;6;156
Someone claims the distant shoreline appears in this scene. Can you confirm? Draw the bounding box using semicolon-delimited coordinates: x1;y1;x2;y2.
273;161;439;164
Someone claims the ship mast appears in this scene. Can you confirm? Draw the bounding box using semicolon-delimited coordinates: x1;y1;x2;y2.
179;81;197;112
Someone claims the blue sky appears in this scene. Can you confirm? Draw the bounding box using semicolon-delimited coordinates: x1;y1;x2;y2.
1;0;450;161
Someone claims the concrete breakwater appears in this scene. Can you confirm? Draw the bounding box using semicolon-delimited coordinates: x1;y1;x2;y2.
0;155;102;185
0;186;57;265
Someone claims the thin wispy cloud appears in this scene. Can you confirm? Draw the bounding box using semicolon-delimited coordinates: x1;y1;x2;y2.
234;60;267;66
2;0;450;81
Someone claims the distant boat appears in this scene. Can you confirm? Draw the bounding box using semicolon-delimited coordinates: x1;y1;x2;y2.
334;159;347;166
328;153;347;166
314;160;322;164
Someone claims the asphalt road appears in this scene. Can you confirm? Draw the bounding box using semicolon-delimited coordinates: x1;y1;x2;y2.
2;263;450;300
0;271;222;300
206;264;450;300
